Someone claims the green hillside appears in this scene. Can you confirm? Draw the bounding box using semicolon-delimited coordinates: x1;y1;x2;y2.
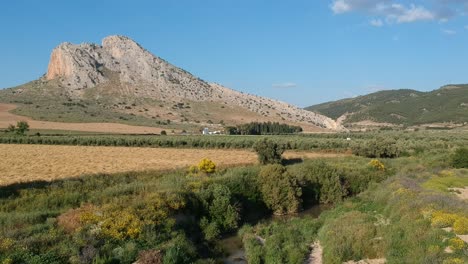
305;85;468;125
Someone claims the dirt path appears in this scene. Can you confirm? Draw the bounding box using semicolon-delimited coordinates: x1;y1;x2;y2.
306;241;323;264
0;103;166;134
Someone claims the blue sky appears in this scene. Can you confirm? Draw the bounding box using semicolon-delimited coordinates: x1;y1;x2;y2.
1;0;468;106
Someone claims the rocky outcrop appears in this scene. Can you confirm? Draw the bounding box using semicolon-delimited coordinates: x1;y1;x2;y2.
45;35;342;130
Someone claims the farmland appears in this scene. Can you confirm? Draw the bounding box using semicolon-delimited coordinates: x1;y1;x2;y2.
0;144;347;186
0;130;467;263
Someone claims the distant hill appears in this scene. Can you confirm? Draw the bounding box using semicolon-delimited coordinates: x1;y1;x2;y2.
0;35;341;132
305;85;468;126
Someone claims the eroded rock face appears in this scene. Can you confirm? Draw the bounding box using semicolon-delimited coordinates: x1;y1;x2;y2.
45;35;342;130
46;42;108;91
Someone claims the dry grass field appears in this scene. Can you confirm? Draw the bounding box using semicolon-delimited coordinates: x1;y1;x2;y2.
0;103;166;134
0;144;348;186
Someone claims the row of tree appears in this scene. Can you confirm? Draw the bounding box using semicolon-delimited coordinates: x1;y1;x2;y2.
226;121;303;135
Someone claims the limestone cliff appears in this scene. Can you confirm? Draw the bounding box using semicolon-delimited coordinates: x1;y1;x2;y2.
45;35;342;130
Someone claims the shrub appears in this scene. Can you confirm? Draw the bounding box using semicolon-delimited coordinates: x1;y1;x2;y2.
136;250;163;264
448;237;466;251
451;148;468;168
290;161;347;204
197;158;216;174
16;121;29;135
4;121;29;136
453;216;468;235
253;138;284;165
160;130;167;136
198;184;240;240
443;258;464;264
258;164;302;215
163;235;197;264
319;211;384;263
368;159;385;171
352;138;401;158
430;211;457;228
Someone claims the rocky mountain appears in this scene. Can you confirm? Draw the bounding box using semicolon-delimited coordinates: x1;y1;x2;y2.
306;85;468;127
0;35;340;132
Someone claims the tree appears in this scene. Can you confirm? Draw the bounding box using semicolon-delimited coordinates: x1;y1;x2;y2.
258;164;302;215
16;121;29;135
5;121;29;135
198;184;240;240
253;138;284;165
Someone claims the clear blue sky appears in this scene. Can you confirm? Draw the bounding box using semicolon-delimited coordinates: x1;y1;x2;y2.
1;0;468;106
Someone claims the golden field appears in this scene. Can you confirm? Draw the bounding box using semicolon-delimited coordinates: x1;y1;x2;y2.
0;144;348;186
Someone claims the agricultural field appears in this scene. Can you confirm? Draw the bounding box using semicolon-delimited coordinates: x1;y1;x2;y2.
0;130;466;263
0;104;167;134
0;144;347;186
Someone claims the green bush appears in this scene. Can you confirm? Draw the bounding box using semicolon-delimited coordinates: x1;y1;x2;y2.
451;148;468;168
4;121;29;136
289;161;347;204
258;165;302;215
198;184;240;240
352;138;401;158
253;138;284;165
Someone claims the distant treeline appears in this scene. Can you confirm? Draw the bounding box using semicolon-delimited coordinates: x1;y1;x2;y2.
0;131;465;153
226;122;303;135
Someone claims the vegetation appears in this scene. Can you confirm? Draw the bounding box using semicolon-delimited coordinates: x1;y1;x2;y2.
240;145;468;263
305;85;468;125
451;147;468;168
197;158;217;174
351;138;401;158
4;121;29;135
226;121;302;135
0;131;466;156
253;138;285;164
0;152;391;263
0;131;467;263
258;165;302;215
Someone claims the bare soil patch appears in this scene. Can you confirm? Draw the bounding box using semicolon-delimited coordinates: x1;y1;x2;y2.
449;187;468;200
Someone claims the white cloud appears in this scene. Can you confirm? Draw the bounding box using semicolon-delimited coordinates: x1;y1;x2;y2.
272;82;297;88
390;5;435;23
331;0;352;14
370;19;384;26
465;25;468;30
329;0;466;25
442;29;457;35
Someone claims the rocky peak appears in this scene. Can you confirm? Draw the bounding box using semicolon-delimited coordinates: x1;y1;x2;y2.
43;35;342;130
45;35;209;97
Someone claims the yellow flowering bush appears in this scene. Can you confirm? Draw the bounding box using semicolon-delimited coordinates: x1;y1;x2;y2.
0;238;14;252
198;158;216;174
80;209;142;240
443;258;464;264
100;211;142;240
453;216;468;235
368;159;385;171
448;237;466;250
430;211;457;228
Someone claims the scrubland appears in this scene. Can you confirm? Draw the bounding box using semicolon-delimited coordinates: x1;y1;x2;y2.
0;131;466;264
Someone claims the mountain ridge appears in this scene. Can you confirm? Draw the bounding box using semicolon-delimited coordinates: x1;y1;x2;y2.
305;85;468;126
0;35;342;132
